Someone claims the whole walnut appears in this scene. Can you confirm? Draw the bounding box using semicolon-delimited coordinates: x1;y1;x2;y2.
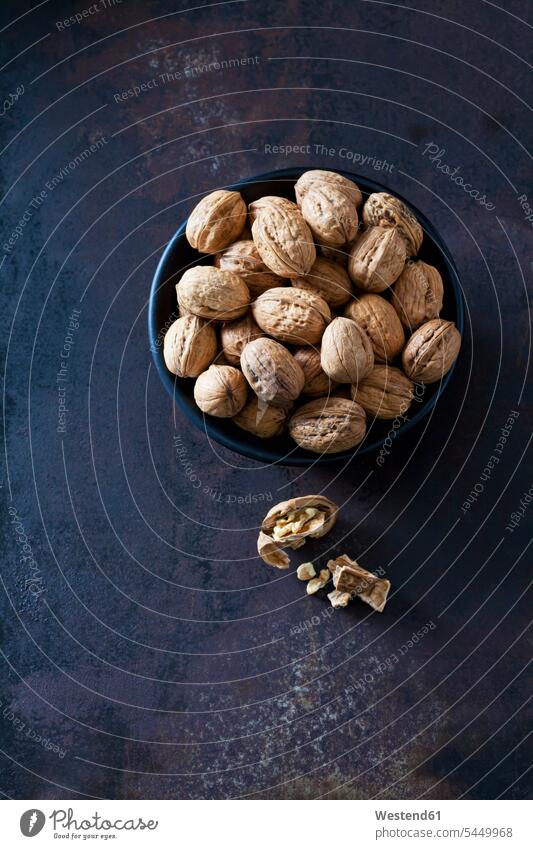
252;287;331;345
391;260;444;331
214;239;285;297
193;365;248;417
234;397;289;439
177;266;250;321
351;365;414;419
321;316;374;384
295;169;361;247
163;315;217;378
348;226;406;292
402;319;461;383
345;294;405;363
294;346;337;397
252;204;316;277
362;192;423;256
186;190;247;253
291;257;353;308
289;397;367;454
248;195;299;225
241;337;304;408
220;314;265;366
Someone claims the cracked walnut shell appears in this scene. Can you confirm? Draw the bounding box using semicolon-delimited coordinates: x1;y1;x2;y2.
214;239;285;297
351;365;414;419
257;495;338;568
291;257;353;308
289;397;367;454
362;192;423;256
193;365;248;417
186;190;247;253
252;287;331;346
163;315;217;378
348;226;406;292
177;265;250;322
402;318;461;383
321;317;374;385
251;203;316;278
329;554;390;612
391;260;444;331
345;294;405;363
240;337;304;408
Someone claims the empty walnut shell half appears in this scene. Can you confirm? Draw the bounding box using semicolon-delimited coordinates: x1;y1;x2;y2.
391;260;444;331
329;554;391;612
362;192;423;256
348;226;406;292
291;256;353;308
289;397;367;454
186;189;247;253
402;318;461;384
258;495;338;568
351;365;414;419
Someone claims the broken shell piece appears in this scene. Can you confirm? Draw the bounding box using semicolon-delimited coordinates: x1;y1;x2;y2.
306;569;330;594
297;562;316;580
328;589;351;608
258;495;338;568
329;554;390;612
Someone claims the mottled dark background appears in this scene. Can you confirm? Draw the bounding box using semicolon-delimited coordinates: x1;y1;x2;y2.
1;0;531;800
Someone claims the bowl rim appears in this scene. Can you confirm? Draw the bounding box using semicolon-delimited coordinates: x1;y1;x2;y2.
148;166;464;466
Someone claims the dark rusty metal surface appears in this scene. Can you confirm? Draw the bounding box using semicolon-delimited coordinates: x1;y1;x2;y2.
0;0;531;800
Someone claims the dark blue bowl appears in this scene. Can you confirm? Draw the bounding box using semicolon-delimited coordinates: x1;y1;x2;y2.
149;168;464;466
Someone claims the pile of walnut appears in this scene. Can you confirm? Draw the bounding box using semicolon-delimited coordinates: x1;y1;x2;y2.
164;170;462;454
258;495;390;613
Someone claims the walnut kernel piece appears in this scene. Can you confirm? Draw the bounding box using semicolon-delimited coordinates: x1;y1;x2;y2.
307;569;330;594
329;554;390;612
297;562;316;580
258;495;338;568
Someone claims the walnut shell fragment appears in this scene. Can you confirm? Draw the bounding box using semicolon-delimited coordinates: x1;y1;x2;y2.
186;190;247;253
329;554;391;612
258;495;338;568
